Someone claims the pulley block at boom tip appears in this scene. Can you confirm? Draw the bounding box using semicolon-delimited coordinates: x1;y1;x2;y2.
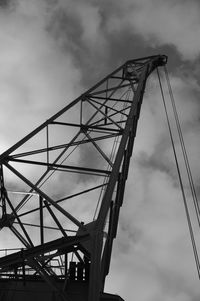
126;54;167;67
155;54;168;66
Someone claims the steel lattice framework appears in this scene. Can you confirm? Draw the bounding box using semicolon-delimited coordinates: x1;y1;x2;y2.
0;55;167;301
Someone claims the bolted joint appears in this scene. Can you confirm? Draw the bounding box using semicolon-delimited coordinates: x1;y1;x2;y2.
81;124;88;133
122;64;139;81
0;213;15;228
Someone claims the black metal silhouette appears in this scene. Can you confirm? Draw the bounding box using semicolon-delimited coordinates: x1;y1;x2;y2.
0;55;167;301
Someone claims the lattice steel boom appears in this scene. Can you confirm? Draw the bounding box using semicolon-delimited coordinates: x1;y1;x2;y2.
0;55;167;301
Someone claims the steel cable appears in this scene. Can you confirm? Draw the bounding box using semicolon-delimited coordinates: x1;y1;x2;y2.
164;66;200;227
157;67;200;278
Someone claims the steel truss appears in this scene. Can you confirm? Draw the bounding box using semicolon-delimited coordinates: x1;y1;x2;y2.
0;55;167;301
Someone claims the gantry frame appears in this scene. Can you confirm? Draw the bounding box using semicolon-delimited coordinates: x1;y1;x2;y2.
0;55;167;301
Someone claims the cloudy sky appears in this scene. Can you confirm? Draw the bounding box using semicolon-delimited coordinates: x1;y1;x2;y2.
1;0;200;300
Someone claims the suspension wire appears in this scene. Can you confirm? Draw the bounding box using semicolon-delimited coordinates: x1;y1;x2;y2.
157;67;200;278
164;66;200;227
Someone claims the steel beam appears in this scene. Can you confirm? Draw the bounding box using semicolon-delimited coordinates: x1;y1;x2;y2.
0;55;167;301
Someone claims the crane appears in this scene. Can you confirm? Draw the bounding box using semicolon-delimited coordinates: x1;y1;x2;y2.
0;55;167;301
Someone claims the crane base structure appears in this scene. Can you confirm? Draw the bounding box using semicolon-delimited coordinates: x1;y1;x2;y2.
0;55;167;301
0;279;124;301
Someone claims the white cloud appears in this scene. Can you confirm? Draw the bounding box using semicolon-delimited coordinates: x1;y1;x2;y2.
0;0;81;150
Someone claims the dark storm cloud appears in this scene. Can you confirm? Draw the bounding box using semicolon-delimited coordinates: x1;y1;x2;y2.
42;0;200;88
102;0;200;61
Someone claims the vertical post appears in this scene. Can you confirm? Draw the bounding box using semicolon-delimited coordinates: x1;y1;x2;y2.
21;248;26;286
62;252;69;292
106;78;108;100
46;124;49;168
105;106;108;125
105;78;109;125
80;99;83;125
65;252;68;278
39;196;44;245
88;230;103;301
0;164;6;217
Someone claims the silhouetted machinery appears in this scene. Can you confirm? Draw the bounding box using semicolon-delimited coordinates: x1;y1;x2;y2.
0;55;167;300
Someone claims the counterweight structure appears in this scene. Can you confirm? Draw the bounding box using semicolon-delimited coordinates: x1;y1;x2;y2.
0;55;167;301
